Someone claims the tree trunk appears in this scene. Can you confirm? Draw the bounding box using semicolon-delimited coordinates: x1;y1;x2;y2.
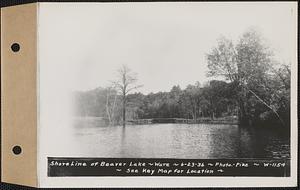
238;98;249;126
247;89;285;127
122;95;126;127
106;90;112;125
111;93;117;126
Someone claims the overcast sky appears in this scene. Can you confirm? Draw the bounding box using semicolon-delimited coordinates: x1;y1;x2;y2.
39;2;297;94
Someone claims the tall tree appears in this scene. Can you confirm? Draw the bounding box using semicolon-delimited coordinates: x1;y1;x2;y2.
113;65;142;127
206;29;286;126
105;86;118;126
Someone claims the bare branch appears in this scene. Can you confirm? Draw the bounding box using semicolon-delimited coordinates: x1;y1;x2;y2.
126;84;143;94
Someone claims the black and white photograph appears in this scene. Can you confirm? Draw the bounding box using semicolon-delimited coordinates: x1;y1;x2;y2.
37;2;297;187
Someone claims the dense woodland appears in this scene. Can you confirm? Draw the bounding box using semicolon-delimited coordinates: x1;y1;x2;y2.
74;81;236;120
73;30;291;129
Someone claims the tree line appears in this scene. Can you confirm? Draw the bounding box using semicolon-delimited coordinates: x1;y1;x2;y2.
73;80;237;123
73;29;290;129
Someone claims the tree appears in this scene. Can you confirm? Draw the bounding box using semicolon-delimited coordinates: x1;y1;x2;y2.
206;29;288;127
113;65;142;127
169;85;182;118
105;86;118;126
179;83;203;120
202;80;231;119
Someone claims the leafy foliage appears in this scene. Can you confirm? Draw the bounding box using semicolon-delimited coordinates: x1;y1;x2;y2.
73;81;237;124
206;29;290;128
73;29;290;129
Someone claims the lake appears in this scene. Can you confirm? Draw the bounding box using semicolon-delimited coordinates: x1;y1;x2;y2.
72;120;290;159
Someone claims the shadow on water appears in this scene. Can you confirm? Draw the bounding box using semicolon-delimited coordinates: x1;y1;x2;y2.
237;126;290;159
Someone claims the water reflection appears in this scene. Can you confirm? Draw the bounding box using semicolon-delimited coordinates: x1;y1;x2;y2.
72;120;290;159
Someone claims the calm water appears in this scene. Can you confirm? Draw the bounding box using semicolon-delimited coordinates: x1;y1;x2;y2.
72;120;290;159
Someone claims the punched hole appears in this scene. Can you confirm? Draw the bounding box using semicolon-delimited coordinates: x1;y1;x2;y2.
12;145;22;155
11;43;20;52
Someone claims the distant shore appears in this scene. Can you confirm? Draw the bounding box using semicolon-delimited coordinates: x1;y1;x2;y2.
127;117;239;125
73;116;239;126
